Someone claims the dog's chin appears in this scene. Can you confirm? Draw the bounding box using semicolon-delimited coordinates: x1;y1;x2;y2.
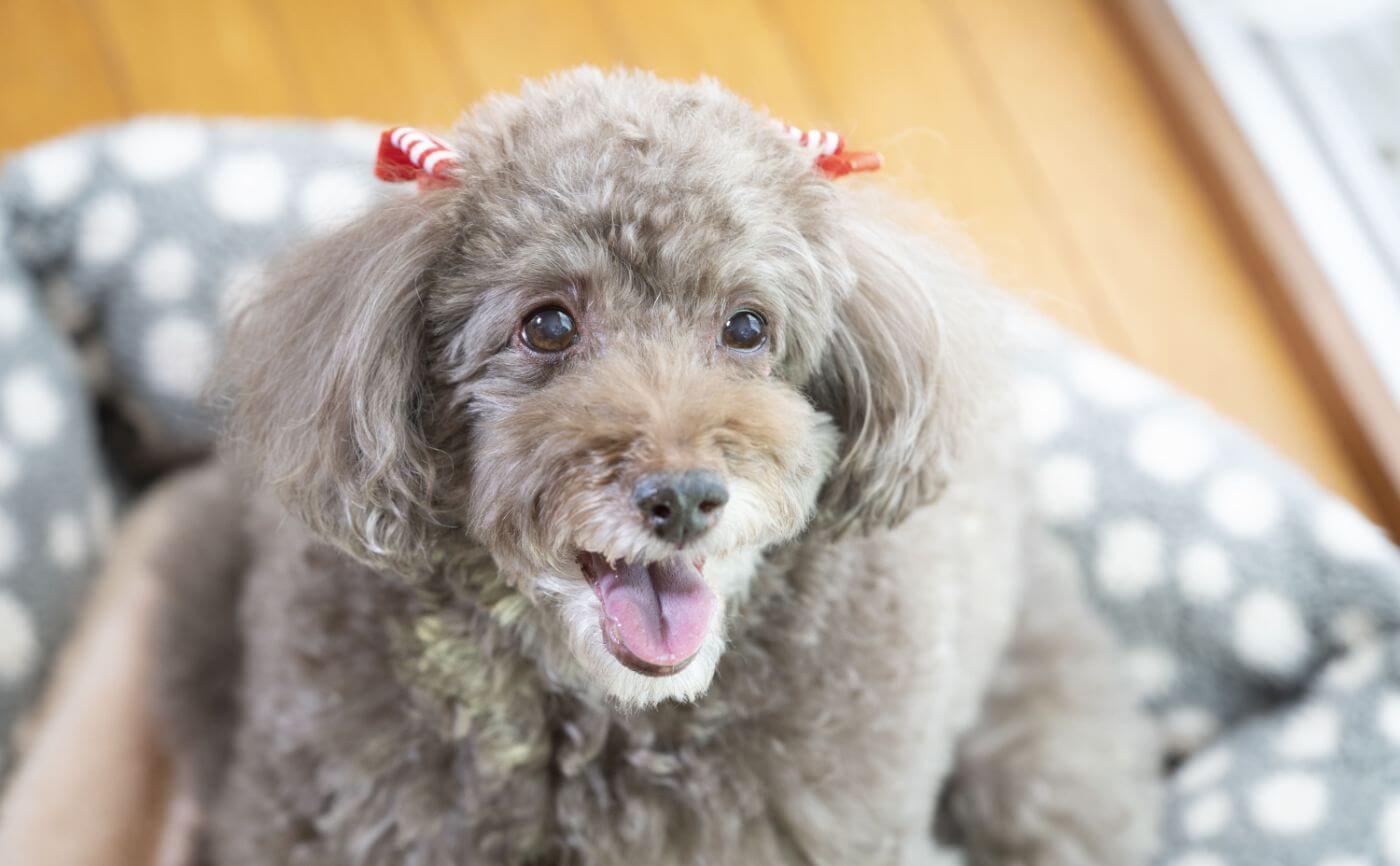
576;615;728;710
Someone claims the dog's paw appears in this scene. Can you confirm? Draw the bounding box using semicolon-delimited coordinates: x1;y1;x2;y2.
943;738;1161;866
941;535;1164;866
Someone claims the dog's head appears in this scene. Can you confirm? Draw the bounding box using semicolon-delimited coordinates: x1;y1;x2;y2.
224;68;999;706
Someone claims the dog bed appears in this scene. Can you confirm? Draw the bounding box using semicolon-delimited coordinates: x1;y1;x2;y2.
1;118;1397;866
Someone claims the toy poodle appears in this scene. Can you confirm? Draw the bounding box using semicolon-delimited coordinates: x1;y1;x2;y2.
148;67;1161;865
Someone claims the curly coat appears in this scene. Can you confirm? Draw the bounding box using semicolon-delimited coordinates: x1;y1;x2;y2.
150;68;1161;865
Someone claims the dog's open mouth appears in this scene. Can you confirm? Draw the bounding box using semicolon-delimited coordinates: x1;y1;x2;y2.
577;552;716;677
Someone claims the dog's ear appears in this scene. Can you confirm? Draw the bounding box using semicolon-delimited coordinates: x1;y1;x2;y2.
221;195;455;567
808;190;1002;536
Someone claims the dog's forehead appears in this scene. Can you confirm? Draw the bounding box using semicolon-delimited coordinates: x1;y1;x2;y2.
450;71;839;302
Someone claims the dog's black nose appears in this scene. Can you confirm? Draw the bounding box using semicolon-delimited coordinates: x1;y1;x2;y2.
633;470;729;545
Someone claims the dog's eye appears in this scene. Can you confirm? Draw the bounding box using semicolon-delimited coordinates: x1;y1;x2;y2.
521;305;578;353
721;310;767;352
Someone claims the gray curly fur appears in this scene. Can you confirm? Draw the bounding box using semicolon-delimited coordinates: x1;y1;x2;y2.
150;68;1161;865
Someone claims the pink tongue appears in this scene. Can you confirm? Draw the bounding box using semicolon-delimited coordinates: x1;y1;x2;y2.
592;556;716;668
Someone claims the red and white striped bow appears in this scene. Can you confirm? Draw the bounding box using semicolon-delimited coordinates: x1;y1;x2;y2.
772;121;883;179
374;126;462;190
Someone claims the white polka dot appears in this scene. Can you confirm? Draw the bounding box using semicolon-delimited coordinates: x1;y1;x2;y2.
1249;772;1328;835
1182;790;1233;840
76;192;141;265
107;119;208;183
47;512;87;570
135;239;197;302
0;441;19;491
1233;591;1310;678
0;592;37;684
219;261;265;322
1162;706;1220;756
1176;747;1232;793
3;366;65;445
1033;453;1097;523
207;152;288;223
1176;542;1235;603
22;138;93;207
0;511;19;577
144;317;214;399
1322;645;1382;693
1095;518;1165;598
1205;471;1283;538
1314;499;1392;563
0;283;32;341
1166;851;1228;866
1275;704;1339;760
299;168;373;233
1331;608;1380;648
1126;646;1177;699
1377;691;1400;745
1382;798;1400;865
1071;352;1159;409
1131;412;1215;483
1016;375;1070;445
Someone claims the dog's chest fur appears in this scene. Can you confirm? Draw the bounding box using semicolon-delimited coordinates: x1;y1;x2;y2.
207;475;1021;866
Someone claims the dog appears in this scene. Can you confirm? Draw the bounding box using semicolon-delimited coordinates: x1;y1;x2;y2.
148;67;1161;865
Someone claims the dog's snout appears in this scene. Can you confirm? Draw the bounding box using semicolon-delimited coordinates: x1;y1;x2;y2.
633;470;729;545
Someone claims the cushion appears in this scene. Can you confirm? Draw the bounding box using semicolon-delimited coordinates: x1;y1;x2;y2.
2;118;1398;865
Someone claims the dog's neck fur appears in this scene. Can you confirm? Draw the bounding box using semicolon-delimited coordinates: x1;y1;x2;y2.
387;539;808;768
388;549;554;774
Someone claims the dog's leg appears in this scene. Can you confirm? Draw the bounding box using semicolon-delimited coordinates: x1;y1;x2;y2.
147;461;249;866
940;533;1162;866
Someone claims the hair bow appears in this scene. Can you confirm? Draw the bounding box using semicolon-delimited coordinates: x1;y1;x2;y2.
771;121;883;179
374;126;462;190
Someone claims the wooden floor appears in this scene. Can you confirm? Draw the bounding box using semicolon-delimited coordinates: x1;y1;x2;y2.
0;0;1381;518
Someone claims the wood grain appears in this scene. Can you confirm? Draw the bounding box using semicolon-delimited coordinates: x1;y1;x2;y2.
265;0;465;123
418;0;623;99
941;0;1379;519
82;0;301;116
0;0;1383;520
0;0;125;150
769;0;1124;348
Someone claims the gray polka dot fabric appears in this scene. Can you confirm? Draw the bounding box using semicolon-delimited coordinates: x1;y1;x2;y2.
0;118;400;777
0;207;111;779
1015;318;1400;865
2;118;1399;864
